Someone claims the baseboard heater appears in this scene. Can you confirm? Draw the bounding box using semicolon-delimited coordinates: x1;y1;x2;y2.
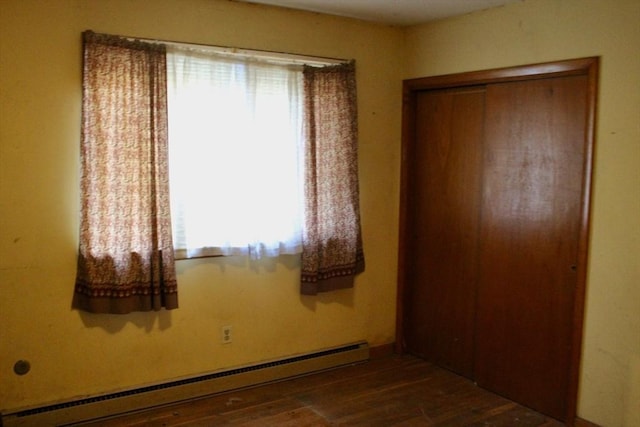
2;341;369;426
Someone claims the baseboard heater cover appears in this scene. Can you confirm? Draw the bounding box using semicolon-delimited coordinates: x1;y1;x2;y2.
2;341;369;426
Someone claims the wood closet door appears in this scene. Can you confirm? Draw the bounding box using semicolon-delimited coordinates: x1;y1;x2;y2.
403;88;485;378
474;75;588;420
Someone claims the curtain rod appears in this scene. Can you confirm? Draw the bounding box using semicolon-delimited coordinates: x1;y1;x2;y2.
127;34;349;67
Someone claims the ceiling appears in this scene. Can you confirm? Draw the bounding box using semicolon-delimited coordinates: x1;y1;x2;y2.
235;0;523;26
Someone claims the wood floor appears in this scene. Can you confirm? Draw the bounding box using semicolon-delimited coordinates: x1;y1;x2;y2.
76;354;565;426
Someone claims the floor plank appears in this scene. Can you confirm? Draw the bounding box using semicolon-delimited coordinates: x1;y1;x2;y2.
76;355;565;426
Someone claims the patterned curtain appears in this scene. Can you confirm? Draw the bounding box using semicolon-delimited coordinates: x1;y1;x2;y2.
73;31;178;314
301;62;365;295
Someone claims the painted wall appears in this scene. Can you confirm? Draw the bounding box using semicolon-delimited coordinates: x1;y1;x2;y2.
2;0;638;426
0;0;403;411
403;0;640;425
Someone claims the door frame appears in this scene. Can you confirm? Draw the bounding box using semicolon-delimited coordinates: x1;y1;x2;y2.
395;57;599;424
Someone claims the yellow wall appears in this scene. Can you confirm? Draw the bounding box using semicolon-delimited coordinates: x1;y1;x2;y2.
403;0;640;425
0;0;403;412
1;0;639;426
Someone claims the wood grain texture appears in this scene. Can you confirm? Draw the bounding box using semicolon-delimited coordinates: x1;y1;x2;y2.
403;57;597;91
404;87;485;379
397;57;598;424
474;75;588;421
75;355;564;426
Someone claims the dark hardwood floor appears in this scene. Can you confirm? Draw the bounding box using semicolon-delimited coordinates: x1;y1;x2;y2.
77;354;565;426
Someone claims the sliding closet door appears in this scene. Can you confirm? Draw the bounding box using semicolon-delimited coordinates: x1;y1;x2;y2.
403;88;485;378
474;75;588;420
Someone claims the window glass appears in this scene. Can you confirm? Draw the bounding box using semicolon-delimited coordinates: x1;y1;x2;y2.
166;47;305;260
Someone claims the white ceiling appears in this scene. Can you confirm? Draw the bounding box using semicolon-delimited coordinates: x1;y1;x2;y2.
235;0;523;26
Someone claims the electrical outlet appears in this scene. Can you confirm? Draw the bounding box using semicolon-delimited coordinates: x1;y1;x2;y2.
221;325;232;344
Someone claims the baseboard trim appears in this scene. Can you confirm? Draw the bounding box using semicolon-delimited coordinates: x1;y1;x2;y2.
369;342;395;359
574;417;601;427
1;341;369;427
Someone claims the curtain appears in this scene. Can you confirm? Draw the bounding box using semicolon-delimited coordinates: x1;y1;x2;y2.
165;46;305;260
301;62;365;295
73;31;178;314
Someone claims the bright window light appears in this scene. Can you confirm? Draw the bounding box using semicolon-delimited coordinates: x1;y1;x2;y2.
167;47;305;260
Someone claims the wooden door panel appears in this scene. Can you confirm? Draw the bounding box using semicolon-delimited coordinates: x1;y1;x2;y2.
474;75;588;420
404;88;485;378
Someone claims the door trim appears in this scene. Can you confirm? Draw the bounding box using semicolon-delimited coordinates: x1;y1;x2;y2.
395;57;598;425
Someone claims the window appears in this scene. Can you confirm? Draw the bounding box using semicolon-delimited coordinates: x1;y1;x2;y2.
74;31;365;313
166;46;309;260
